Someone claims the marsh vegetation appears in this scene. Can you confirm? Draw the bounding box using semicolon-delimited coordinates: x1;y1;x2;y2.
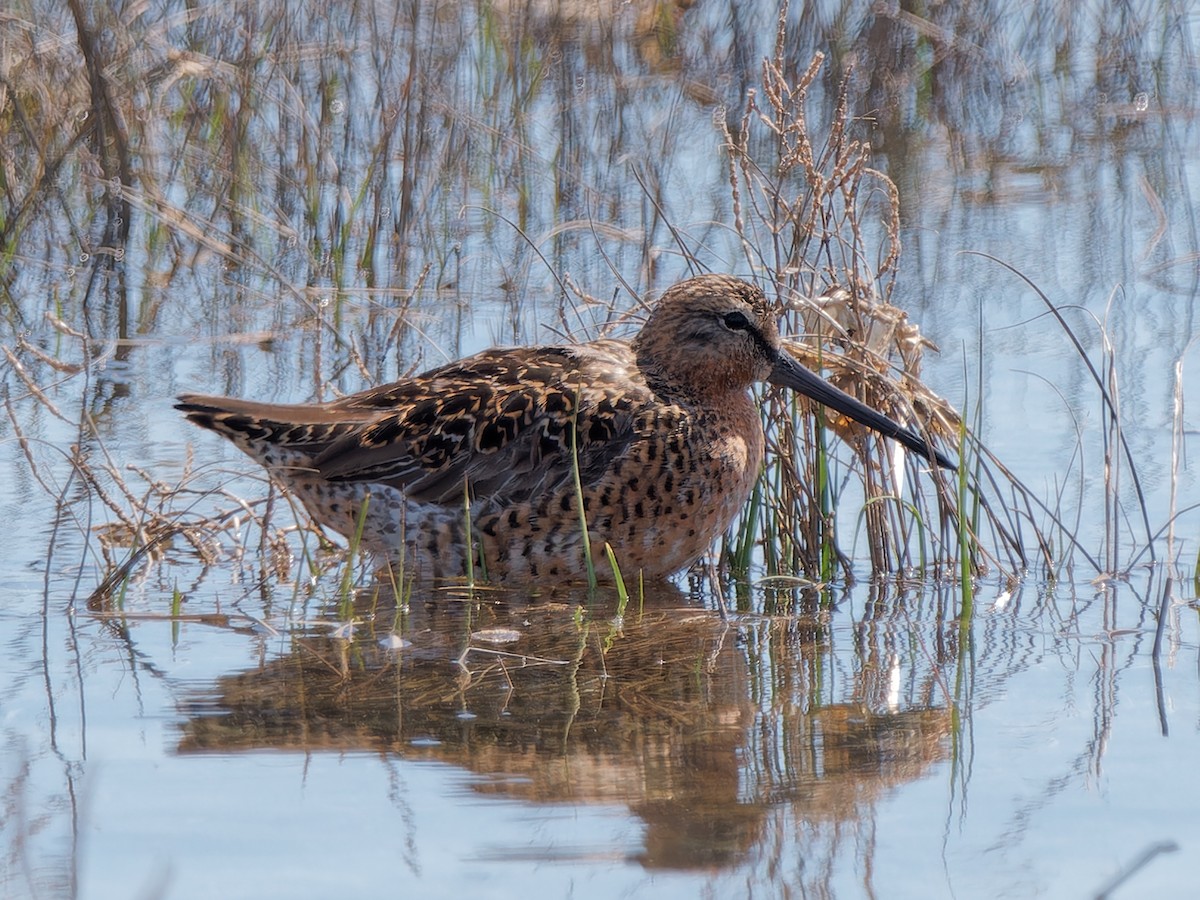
2;1;1198;896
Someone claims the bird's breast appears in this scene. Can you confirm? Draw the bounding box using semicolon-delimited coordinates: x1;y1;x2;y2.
572;395;766;577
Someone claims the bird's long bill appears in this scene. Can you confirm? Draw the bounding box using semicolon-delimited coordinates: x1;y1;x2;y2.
768;351;955;470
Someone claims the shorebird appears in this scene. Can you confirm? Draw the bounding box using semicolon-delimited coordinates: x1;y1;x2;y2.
178;274;953;580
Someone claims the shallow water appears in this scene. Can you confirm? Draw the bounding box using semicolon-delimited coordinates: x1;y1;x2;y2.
3;2;1200;898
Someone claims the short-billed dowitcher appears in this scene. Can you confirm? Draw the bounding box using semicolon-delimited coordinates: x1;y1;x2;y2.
178;274;952;580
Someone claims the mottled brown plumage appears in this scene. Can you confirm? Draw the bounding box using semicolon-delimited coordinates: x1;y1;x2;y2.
177;274;951;580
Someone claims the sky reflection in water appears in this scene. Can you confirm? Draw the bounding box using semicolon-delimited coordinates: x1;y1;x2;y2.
2;1;1199;898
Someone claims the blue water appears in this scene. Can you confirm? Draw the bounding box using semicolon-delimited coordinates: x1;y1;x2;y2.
4;2;1200;898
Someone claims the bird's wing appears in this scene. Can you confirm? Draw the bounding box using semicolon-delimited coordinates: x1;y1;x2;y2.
312;344;651;505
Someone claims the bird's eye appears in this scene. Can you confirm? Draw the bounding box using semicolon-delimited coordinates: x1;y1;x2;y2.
722;311;752;331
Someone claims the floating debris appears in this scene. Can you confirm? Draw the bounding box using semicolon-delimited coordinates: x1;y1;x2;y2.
471;628;522;645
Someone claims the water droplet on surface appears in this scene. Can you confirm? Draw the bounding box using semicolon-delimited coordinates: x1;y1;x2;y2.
1134;91;1149;111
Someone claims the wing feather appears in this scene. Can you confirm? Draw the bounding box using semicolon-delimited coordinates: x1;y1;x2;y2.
312;343;649;505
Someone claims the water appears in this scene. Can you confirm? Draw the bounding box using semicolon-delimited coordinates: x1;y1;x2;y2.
3;1;1200;897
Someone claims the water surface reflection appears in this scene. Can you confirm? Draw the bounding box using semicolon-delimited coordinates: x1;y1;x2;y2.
4;0;1200;896
177;588;949;869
